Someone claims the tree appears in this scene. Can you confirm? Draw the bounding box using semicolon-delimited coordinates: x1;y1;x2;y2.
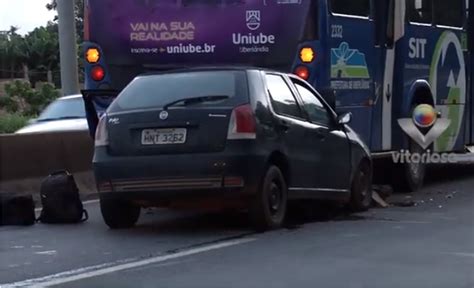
46;0;84;40
22;25;60;86
0;26;27;79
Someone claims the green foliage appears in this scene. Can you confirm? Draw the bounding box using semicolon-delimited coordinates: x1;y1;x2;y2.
0;113;29;134
3;80;59;116
47;0;84;39
1;0;84;85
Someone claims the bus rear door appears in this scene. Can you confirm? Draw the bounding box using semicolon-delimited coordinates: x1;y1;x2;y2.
327;0;377;147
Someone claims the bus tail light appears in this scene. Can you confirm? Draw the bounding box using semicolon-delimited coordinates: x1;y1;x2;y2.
91;65;105;82
86;48;100;63
299;47;315;63
294;66;310;80
227;104;256;140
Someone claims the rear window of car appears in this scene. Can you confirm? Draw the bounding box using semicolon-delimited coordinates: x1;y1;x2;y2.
108;71;248;112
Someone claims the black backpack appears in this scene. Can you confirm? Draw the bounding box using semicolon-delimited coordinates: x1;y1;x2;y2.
38;170;88;224
0;194;36;226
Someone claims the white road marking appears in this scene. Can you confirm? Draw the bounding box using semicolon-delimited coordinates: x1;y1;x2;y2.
1;237;256;288
34;251;57;256
448;252;474;258
34;199;99;212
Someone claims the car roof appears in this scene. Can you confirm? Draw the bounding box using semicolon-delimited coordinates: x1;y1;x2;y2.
58;94;82;100
139;66;285;77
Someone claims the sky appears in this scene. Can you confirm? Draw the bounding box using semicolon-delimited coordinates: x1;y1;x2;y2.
0;0;57;35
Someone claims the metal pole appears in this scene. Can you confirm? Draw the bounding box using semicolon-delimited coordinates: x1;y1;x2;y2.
57;0;79;96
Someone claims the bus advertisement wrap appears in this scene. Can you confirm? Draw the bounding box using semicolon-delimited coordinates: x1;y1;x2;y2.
87;0;310;67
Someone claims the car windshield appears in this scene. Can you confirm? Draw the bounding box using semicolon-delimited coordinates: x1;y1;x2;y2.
37;97;86;122
108;71;248;112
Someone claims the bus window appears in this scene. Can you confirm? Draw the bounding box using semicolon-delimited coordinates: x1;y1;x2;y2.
386;0;395;47
406;0;432;24
434;0;464;27
301;0;319;40
330;0;370;17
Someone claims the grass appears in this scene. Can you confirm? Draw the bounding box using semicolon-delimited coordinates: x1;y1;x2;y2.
0;113;30;134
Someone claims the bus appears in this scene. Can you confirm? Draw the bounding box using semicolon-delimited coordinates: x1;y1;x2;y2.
82;0;473;192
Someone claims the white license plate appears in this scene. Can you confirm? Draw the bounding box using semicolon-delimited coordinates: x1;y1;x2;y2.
141;128;187;145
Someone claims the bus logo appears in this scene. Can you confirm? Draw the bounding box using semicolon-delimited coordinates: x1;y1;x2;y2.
331;42;370;79
398;104;451;150
246;10;261;31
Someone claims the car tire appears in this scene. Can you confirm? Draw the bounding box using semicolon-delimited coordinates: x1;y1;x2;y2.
100;198;141;229
249;165;287;231
349;160;373;212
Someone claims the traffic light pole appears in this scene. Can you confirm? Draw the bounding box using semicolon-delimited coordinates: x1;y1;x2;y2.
57;0;79;96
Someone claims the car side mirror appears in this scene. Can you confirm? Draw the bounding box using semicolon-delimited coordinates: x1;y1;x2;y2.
337;112;352;125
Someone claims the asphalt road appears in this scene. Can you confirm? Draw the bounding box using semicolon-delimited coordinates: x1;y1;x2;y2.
1;165;473;288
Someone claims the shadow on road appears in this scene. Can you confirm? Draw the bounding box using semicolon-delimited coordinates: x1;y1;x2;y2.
100;164;473;236
425;164;474;185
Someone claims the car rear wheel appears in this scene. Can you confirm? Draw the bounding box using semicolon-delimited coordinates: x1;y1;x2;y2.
100;197;141;229
349;160;373;212
250;165;287;231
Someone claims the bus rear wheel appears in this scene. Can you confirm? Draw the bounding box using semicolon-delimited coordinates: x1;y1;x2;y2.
392;140;426;193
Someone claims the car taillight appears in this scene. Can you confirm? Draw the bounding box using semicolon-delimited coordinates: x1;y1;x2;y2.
95;115;109;147
91;65;105;82
227;104;256;140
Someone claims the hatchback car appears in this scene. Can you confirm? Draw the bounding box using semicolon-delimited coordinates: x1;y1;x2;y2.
92;67;372;230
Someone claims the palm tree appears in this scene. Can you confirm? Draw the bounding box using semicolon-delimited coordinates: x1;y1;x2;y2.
4;26;25;79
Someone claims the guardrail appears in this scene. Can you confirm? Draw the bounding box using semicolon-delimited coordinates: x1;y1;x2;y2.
0;131;96;201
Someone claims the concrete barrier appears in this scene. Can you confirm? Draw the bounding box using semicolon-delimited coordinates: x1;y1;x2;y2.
0;131;97;201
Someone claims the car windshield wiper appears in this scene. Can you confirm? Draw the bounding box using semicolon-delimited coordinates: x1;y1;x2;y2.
162;95;230;110
36;116;84;122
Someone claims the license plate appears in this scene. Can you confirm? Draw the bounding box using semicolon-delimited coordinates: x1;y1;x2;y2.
141;128;187;145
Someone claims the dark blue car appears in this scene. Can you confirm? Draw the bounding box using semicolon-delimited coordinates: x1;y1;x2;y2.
88;67;372;230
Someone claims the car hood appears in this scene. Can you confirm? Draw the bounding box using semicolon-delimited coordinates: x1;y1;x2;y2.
15;119;89;134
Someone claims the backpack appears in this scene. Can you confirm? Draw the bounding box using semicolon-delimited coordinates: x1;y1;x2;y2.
0;194;36;226
38;170;88;224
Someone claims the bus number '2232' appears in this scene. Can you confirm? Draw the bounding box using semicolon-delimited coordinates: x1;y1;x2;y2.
331;25;343;38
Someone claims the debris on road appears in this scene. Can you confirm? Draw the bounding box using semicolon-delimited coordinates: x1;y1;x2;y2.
391;196;416;207
373;185;393;199
372;191;390;208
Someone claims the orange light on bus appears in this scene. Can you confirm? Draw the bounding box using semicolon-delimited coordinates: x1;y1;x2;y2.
294;66;310;80
91;65;105;81
299;47;315;63
86;48;100;64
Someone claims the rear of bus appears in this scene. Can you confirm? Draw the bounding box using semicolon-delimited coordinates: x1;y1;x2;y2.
82;0;321;136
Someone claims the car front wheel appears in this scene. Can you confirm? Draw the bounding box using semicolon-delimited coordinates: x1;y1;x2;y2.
100;197;141;229
250;165;288;231
349;160;373;212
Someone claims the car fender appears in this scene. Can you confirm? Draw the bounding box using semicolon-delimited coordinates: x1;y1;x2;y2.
344;125;373;186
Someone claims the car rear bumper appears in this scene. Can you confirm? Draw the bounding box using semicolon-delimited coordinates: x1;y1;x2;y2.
93;145;267;201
